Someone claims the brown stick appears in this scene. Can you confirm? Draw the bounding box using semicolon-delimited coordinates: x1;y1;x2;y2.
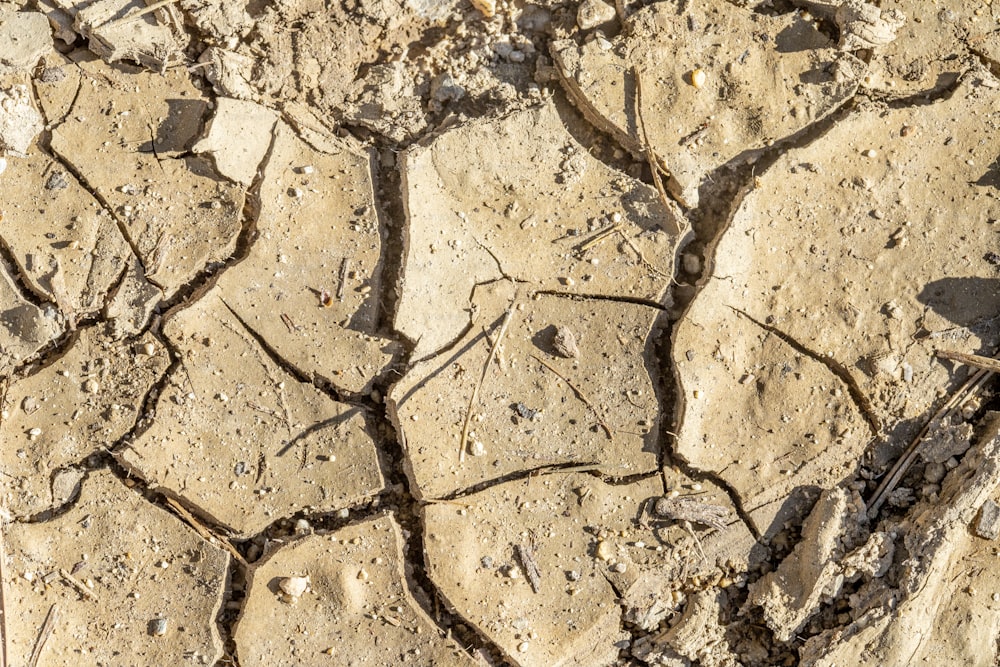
28;604;58;667
163;497;247;567
59;569;99;601
529;354;614;440
460;306;516;462
868;351;996;517
936;349;1000;374
0;506;8;667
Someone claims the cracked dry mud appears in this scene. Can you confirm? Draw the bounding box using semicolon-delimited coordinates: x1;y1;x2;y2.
1;1;1000;666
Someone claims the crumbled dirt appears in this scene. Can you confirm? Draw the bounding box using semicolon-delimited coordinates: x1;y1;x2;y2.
2;1;1000;666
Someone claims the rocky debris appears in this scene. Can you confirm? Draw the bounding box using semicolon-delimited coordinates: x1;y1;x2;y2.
576;0;616;32
671;69;1000;537
224;0;444;120
744;486;884;642
234;515;475;666
835;1;906;51
192;97;277;186
50;56;244;298
1;326;169;518
116;289;384;538
0;148;132;324
641;590;737;667
0;262;62;377
68;0;183;70
394;98;682;358
424;471;752;667
552;0;863;207
0;9;52;74
921;418;974;463
212;119;396;395
861;0;995;95
390;280;664;498
975;499;1000;540
103;255;163;338
179;0;252;44
197;47;256;100
800;412;1000;665
0;84;43;156
342;61;427;142
3;469;230;666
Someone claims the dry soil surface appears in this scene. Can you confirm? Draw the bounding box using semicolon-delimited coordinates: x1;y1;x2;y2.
1;0;1000;666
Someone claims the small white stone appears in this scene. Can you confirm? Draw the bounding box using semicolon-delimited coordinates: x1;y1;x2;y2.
28;427;42;437
863;149;877;158
577;0;616;30
142;342;156;356
278;576;309;598
469;440;486;457
517;641;530;653
0;157;7;175
83;378;99;394
690;69;707;89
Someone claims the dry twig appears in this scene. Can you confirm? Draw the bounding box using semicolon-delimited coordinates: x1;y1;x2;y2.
0;506;7;667
529;354;614;440
460;305;516;462
28;604;58;667
868;349;997;517
59;568;98;601
163;497;247;566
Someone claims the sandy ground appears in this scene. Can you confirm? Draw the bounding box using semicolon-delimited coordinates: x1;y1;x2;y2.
1;0;1000;665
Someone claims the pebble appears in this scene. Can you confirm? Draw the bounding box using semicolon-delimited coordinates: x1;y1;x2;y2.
141;341;156;355
611;562;627;573
596;539;614;561
278;576;309;599
862;149;877;158
83;378;100;394
150;617;169;637
517;641;530;653
469;440;486;457
577;0;616;30
690;69;707;89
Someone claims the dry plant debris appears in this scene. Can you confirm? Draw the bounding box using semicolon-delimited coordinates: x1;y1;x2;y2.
1;0;999;665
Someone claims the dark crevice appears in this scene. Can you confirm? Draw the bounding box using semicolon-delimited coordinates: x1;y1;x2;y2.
0;235;52;309
732;306;882;437
217;297;348;404
532;289;669;311
157;128;272;322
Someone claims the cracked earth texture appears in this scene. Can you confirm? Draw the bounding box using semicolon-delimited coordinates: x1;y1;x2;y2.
1;0;1000;666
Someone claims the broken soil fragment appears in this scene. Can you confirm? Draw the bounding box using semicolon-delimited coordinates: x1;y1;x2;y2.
423;471;753;667
0;147;132;323
672;70;1000;537
0;262;62;377
390;280;663;499
49;55;243;298
0;9;52;74
0;84;43;156
234;514;475;666
1;326;169;518
800;412;1000;666
3;469;230;666
117;289;384;538
551;0;863;207
395;98;682;358
212;119;396;395
745;485;885;642
192;96;277;186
